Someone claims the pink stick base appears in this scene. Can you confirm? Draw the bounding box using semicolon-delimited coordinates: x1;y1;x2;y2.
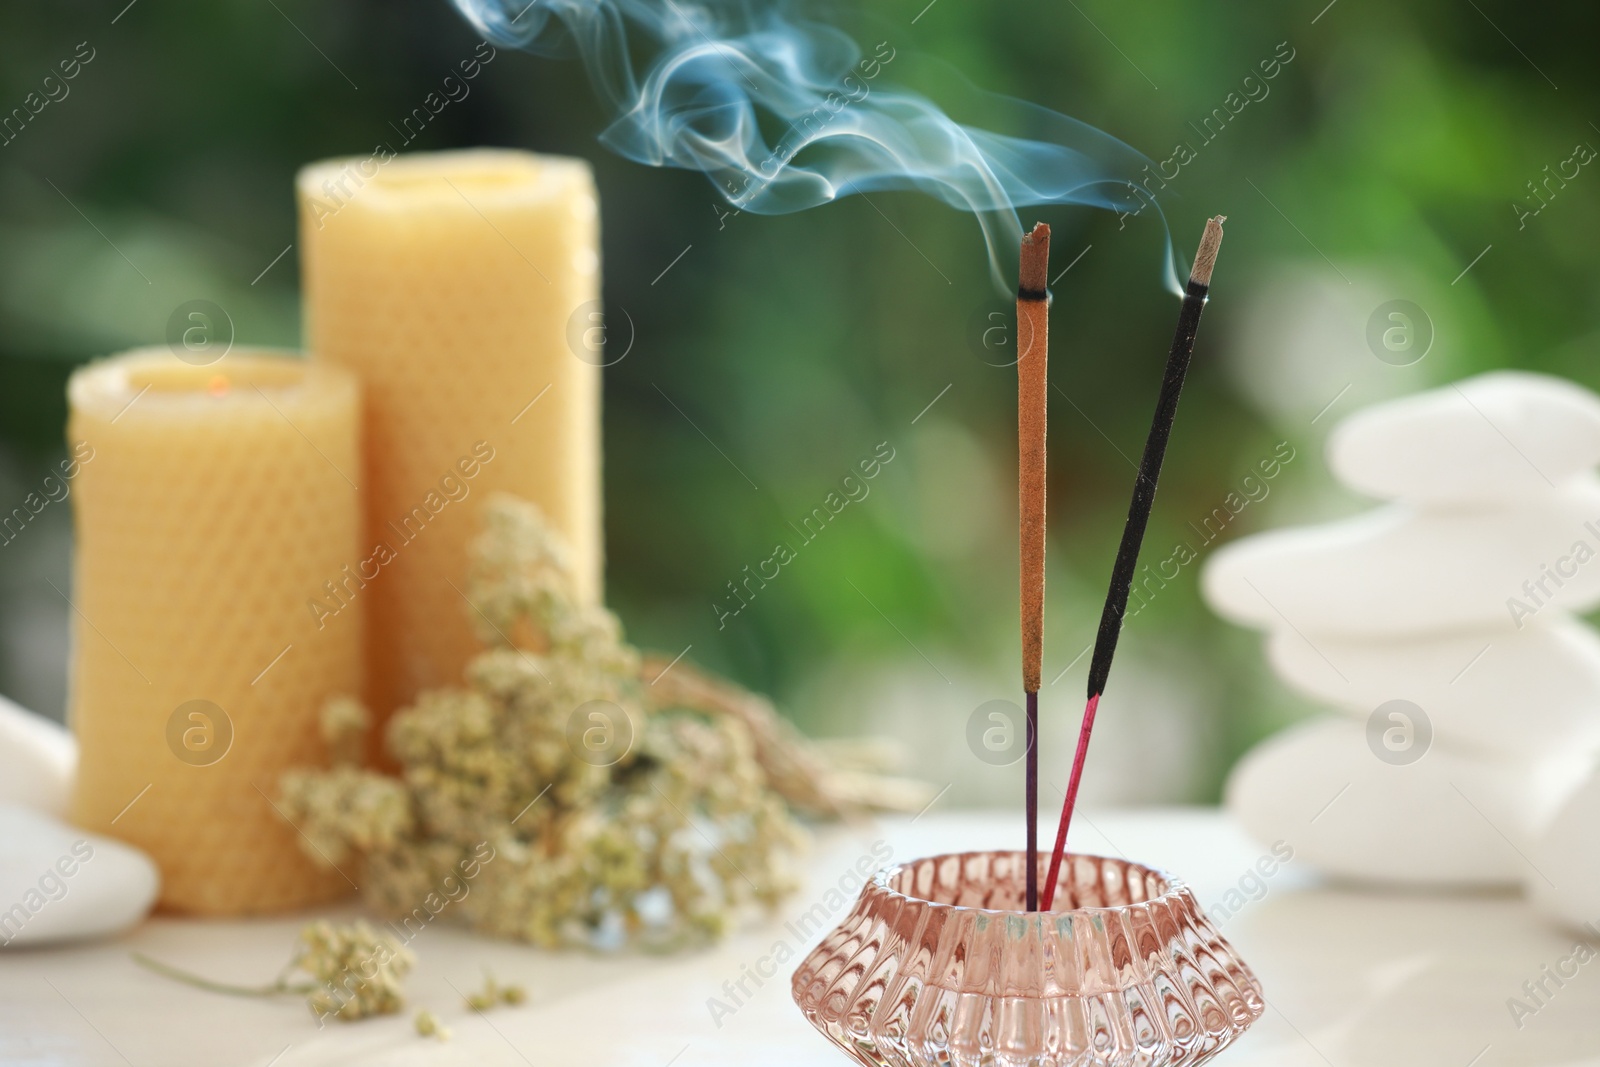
1041;692;1100;910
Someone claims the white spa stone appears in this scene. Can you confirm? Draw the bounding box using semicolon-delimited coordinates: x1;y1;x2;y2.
1328;372;1600;503
0;695;76;817
1527;768;1600;932
1224;716;1572;888
0;805;159;947
1202;480;1600;636
1263;617;1600;759
1217;374;1600;893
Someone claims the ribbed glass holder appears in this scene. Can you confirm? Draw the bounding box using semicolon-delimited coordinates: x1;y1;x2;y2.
791;850;1264;1067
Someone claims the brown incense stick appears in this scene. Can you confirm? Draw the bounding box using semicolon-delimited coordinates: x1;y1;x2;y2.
1017;221;1049;912
1041;215;1225;911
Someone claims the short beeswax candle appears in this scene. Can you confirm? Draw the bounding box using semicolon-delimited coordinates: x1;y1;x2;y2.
297;148;603;726
67;349;361;915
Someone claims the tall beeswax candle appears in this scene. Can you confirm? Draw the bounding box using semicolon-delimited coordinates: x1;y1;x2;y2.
298;149;602;727
68;349;361;915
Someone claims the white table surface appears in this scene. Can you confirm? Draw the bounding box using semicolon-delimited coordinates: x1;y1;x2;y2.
2;808;1596;1067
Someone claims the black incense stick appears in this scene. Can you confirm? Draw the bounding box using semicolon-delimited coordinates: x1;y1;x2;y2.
1041;216;1225;910
1017;223;1050;912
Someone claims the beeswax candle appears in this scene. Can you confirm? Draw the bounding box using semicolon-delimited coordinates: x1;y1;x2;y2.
67;349;362;915
298;149;602;726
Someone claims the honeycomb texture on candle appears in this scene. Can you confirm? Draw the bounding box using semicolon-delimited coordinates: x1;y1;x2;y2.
67;349;362;915
298;148;602;730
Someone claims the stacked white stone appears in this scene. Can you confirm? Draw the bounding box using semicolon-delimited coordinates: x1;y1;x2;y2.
1203;372;1600;918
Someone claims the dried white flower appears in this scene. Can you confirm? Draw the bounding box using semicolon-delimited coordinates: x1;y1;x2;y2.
282;495;804;949
298;920;416;1022
133;920;416;1024
414;1009;450;1040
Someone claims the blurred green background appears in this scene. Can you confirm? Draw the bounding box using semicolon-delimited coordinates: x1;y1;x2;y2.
1;0;1596;807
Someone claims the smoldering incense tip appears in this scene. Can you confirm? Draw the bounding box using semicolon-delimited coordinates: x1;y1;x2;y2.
1019;221;1051;301
1190;215;1226;287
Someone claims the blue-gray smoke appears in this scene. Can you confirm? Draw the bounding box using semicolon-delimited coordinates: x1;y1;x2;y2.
451;0;1179;294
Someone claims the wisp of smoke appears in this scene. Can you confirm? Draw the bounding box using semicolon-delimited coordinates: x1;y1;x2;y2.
450;0;1180;294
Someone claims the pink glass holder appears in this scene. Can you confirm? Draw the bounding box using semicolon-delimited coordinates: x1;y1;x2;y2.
792;850;1264;1067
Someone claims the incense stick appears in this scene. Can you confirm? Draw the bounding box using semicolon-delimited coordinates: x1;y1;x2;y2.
1040;216;1225;911
1017;221;1049;912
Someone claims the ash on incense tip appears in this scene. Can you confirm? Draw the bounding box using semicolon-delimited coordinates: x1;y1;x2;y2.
1191;214;1227;287
1018;221;1051;299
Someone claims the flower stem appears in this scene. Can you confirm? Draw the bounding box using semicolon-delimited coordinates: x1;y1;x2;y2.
132;952;315;999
